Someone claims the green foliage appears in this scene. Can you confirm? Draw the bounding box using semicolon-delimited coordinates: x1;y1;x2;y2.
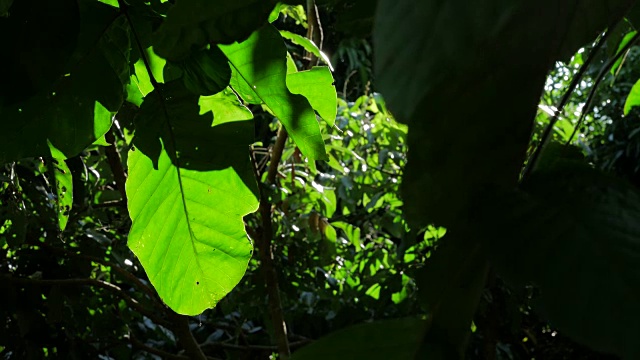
5;0;640;359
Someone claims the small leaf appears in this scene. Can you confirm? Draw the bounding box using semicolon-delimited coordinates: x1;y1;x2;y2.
199;87;253;126
49;143;73;232
624;78;640;115
287;67;337;127
291;317;428;360
220;25;327;160
279;30;334;70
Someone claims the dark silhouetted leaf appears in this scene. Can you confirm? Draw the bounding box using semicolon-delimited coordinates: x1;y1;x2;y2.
484;165;640;359
291;317;427;360
374;0;631;227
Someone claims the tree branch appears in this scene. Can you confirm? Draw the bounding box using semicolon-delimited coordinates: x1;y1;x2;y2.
169;314;209;360
1;275;170;328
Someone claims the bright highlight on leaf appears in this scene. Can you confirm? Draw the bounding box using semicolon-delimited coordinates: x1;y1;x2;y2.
280;30;334;71
127;83;258;315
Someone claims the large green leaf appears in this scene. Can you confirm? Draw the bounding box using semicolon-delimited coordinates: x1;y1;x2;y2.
219;25;328;160
483;166;640;359
291;317;428;360
127;82;258;315
153;0;277;61
286;67;337;127
374;0;631;227
0;2;127;164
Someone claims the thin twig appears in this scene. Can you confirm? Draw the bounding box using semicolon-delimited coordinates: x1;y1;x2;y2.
1;275;169;327
267;127;289;185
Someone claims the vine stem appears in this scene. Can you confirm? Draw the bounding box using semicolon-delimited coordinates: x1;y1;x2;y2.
254;2;323;358
565;31;640;145
523;27;611;178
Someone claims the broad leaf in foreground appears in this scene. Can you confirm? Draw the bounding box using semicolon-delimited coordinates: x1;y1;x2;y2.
484;166;640;359
220;25;328;160
127;83;258;315
291;317;427;360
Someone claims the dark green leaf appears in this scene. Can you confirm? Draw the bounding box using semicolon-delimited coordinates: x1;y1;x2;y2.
0;0;80;105
0;4;126;163
176;47;231;96
153;0;277;61
291;317;428;360
484;166;640;359
415;233;489;359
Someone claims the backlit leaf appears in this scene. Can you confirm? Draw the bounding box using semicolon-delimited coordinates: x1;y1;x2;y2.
220;25;328;160
127;82;258;315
